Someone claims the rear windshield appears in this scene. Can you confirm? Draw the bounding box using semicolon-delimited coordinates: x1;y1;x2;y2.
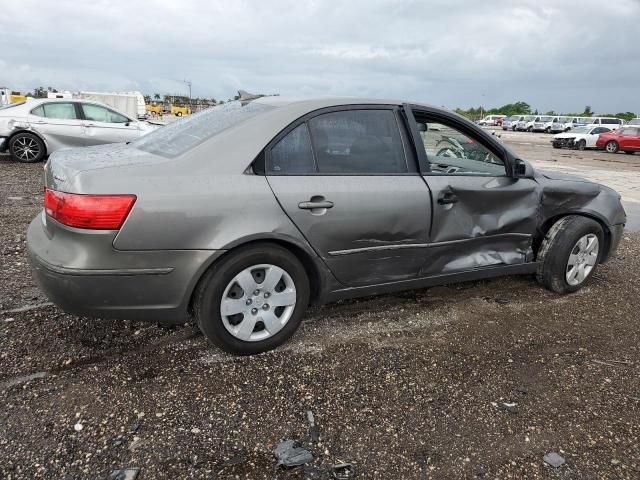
133;101;274;158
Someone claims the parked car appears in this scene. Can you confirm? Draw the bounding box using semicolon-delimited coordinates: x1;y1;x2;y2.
549;116;571;133
565;117;594;130
27;97;626;354
596;126;640;154
0;98;158;162
531;116;555;133
552;126;612;150
502;115;523;131
515;115;536;131
477;114;506;126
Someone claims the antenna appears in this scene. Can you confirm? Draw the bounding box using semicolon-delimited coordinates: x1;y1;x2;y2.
183;79;192;102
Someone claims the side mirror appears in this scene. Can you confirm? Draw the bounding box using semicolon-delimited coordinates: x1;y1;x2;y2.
513;158;533;179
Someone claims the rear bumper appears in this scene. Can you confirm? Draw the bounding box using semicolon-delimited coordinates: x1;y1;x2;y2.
27;214;223;324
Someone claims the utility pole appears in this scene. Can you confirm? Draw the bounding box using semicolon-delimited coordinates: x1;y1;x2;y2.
183;79;192;103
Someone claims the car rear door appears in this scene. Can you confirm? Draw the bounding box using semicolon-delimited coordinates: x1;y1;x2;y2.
28;102;85;151
79;103;142;145
265;106;433;287
405;105;539;275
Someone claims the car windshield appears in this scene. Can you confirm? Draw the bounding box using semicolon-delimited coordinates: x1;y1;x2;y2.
133;101;274;158
581;118;595;124
539;116;552;122
523;116;535;121
556;117;569;122
0;101;26;110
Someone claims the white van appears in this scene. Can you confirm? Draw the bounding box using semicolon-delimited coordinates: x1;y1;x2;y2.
564;117;593;130
515;115;536;131
590;117;624;130
503;115;526;131
549;116;571;133
477;114;506;126
531;116;555;133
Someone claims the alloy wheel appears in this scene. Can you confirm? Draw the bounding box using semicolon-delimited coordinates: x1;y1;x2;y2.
566;234;599;286
605;141;618;153
13;136;41;161
220;264;297;342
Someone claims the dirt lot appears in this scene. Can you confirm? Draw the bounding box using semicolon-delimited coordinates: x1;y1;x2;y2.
1;134;639;479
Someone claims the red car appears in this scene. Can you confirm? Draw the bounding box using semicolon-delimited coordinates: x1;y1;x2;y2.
596;126;640;154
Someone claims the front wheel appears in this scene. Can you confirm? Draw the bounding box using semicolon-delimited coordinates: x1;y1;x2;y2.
536;216;604;294
605;141;619;153
193;243;310;355
9;132;46;163
576;139;586;151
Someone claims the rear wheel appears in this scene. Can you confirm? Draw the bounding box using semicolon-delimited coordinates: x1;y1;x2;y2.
9;132;46;163
605;141;619;153
576;139;586;151
193;243;310;355
536;216;604;294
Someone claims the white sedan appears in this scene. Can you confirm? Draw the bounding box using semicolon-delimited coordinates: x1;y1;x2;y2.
551;126;612;150
0;98;159;162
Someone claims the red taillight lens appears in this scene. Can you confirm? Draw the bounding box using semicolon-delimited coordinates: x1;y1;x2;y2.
44;188;136;230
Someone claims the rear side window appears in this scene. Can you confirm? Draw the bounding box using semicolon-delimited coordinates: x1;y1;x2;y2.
601;118;621;125
32;103;78;120
133;101;273;158
308;110;407;174
268;124;315;174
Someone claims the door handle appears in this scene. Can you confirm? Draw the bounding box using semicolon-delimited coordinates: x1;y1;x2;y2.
437;192;458;205
298;200;334;210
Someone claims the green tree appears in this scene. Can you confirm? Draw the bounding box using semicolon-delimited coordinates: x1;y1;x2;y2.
153;93;161;100
583;105;592;116
31;86;47;98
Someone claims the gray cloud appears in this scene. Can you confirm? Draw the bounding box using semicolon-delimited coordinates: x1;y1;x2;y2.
1;0;638;113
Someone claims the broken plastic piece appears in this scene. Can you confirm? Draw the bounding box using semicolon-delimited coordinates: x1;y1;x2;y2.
543;452;565;468
107;468;140;480
274;440;314;467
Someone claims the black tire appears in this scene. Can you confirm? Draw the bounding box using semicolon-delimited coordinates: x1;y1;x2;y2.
576;139;586;151
545;127;551;134
605;140;619;154
527;126;533;132
536;216;604;294
193;243;310;355
9;132;46;163
175;112;182;117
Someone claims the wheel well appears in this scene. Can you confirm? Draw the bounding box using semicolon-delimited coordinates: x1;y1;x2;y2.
8;130;48;155
188;238;323;315
535;213;611;260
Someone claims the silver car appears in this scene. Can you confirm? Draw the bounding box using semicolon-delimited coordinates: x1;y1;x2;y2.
0;98;157;162
27;97;626;355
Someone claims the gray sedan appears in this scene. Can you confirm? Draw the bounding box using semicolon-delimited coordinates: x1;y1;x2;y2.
0;98;156;162
27;97;626;354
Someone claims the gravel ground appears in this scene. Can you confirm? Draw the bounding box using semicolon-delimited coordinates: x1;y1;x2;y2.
1;144;639;479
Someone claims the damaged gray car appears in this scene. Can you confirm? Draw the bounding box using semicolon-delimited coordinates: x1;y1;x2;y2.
27;97;626;354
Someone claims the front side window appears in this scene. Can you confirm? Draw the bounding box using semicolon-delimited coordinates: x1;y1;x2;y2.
307;109;407;174
268;124;315;174
32;102;78;120
82;104;129;123
415;118;505;176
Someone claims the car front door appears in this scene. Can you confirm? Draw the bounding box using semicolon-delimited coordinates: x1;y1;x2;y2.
79;103;142;145
28;102;85;151
406;106;539;276
265;106;433;287
588;127;608;147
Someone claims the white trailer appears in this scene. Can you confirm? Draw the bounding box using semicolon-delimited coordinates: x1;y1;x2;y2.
76;91;146;119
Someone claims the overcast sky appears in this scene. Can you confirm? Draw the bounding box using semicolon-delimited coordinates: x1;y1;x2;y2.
1;0;638;113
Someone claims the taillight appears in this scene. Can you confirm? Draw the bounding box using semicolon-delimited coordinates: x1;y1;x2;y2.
44;188;136;230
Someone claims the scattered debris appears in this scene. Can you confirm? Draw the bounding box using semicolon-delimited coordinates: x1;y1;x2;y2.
515;386;528;395
7;196;23;201
591;359;632;367
491;400;518;414
4;317;15;323
274;440;314;467
221;454;246;467
307;410;321;442
543;452;565;468
331;463;357;479
107;468;140;480
494;298;510;305
74;422;84;432
611;458;620;465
